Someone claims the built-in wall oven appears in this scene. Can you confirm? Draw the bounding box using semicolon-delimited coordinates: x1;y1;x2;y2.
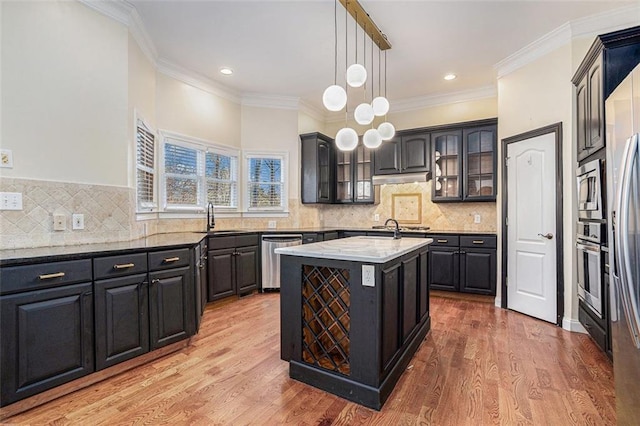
576;159;604;220
576;221;605;318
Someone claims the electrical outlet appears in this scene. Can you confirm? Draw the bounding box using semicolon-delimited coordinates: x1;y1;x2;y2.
72;214;85;230
268;220;276;229
362;265;375;287
53;214;66;231
474;214;481;224
0;192;22;210
374;213;380;222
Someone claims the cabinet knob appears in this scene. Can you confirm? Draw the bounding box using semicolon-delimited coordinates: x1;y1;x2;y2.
151;278;161;284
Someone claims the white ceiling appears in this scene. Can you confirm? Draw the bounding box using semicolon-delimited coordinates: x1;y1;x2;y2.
128;0;636;113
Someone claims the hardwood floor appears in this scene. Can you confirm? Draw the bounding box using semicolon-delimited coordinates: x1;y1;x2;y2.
2;292;615;425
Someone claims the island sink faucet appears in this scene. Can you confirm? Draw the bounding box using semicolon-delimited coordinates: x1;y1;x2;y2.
206;202;215;232
384;218;401;239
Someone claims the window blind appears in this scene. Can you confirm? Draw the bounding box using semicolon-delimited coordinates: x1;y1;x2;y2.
164;142;201;207
206;152;237;208
247;157;283;208
136;120;155;210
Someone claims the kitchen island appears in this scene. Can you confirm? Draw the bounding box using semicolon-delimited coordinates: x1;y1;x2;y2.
277;236;432;410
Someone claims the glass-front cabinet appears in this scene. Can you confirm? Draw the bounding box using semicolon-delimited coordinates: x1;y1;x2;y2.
432;130;462;201
463;125;496;200
336;142;376;204
431;120;497;202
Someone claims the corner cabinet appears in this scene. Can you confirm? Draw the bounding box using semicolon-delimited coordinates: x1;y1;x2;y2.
373;131;430;175
432;120;497;202
301;132;334;204
336;141;377;204
573;26;640;162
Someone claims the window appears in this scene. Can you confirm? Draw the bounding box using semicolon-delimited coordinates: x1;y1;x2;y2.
245;153;287;211
161;132;238;211
135;119;156;211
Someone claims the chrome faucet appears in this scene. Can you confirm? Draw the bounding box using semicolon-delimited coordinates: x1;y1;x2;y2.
384;218;401;239
206;202;215;232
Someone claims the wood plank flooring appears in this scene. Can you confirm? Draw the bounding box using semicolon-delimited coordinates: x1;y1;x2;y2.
2;292;615;425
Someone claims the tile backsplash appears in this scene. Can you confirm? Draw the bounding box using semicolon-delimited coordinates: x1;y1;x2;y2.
0;178;493;250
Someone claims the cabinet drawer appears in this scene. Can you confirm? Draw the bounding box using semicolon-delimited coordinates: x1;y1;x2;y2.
235;234;259;247
428;235;459;247
148;248;190;271
579;304;607;352
1;259;92;295
302;233;318;244
209;236;235;250
460;236;496;249
94;253;148;280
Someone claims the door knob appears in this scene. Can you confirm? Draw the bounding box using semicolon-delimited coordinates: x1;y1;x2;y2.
538;233;553;240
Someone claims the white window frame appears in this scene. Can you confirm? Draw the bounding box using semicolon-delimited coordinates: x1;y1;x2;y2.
243;151;288;215
159;130;240;214
134;112;157;213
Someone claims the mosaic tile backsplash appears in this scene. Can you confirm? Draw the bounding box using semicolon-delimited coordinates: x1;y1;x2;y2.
0;178;493;250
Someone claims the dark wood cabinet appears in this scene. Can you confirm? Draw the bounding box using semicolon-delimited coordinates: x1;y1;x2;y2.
301;132;334;204
573;26;640;162
336;142;377;204
149;266;193;350
95;274;149;370
373;132;430;175
1;281;94;406
208;234;259;300
428;234;496;295
432;120;497;202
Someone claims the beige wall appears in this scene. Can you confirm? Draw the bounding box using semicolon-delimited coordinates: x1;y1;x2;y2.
497;43;577;324
298;110;327;135
155;73;241;147
1;0;129;187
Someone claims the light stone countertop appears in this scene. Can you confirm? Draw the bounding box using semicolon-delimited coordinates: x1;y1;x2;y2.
275;236;432;264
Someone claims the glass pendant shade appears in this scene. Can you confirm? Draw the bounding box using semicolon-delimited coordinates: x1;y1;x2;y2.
354;103;374;125
377;121;395;140
322;85;347;112
346;64;367;88
335;127;358;151
363;128;382;149
372;96;389;116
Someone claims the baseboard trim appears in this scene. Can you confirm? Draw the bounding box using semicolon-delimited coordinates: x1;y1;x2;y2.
563;317;587;333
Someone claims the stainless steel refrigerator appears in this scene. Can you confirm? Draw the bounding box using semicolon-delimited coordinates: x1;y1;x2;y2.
605;62;640;424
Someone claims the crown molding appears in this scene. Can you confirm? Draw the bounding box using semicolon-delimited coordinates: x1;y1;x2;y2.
78;0;133;26
391;85;497;113
156;58;241;104
298;101;327;122
495;4;640;78
241;93;300;110
128;6;157;64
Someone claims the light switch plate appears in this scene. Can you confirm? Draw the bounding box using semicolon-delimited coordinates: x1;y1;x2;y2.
0;192;22;210
474;214;481;224
362;265;375;287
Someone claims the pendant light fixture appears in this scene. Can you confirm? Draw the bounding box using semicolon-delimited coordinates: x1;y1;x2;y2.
336;3;357;152
372;48;389;116
354;22;374;126
377;50;395;140
322;0;347;112
363;35;382;148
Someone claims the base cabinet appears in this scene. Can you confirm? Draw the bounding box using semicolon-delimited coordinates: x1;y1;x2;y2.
1;282;94;406
149;266;193;350
208;234;259;300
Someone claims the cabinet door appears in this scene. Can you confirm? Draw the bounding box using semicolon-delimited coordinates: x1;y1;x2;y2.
428;247;459;291
576;75;589;161
300;133;334;204
460;248;496;295
207;248;235;301
335;149;353;203
432;130;462;201
236;246;258;294
0;283;94;406
463;125;496;201
94;274;149;370
588;56;604;155
402;255;418;343
401;133;430;173
149;266;192;350
373;136;401;175
354;143;375;202
317;139;333;203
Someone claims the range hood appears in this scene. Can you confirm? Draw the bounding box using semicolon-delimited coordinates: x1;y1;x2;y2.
372;172;431;185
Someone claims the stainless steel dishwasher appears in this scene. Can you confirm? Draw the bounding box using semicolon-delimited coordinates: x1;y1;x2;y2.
261;234;302;290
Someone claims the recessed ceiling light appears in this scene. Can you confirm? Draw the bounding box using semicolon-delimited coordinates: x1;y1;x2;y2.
444;73;457;81
219;67;233;75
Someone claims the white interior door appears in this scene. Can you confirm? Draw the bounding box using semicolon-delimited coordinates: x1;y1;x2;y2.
507;133;557;323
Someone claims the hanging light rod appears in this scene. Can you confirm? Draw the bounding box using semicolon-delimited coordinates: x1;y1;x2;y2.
338;0;391;50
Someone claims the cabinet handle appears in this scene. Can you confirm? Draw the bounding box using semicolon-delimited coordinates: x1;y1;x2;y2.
472;240;484;244
151;278;161;284
163;256;180;263
113;263;135;270
38;272;65;280
437;239;448;243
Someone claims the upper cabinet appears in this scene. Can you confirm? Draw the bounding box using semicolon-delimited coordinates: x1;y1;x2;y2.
373;132;430;175
432;120;497;202
573;26;640;163
336;141;377;204
300;132;334;204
